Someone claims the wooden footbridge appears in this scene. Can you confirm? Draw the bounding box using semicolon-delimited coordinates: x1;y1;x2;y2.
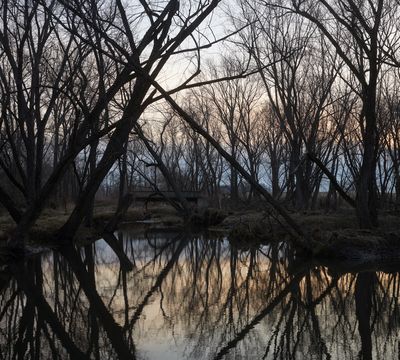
132;190;206;206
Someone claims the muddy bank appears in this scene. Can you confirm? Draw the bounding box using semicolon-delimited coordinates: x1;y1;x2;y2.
223;208;400;259
309;229;400;260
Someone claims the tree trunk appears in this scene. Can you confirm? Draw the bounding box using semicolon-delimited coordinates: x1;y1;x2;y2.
230;166;239;203
270;153;281;199
356;86;379;229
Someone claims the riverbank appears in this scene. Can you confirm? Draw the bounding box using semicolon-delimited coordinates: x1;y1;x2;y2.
0;203;399;259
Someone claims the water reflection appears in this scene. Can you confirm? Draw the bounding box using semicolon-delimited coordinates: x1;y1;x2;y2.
1;230;400;359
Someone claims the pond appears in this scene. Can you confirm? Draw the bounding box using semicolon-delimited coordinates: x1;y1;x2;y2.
1;229;399;359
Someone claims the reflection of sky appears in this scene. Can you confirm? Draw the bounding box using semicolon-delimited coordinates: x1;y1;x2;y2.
83;233;293;359
92;232;400;359
3;230;400;359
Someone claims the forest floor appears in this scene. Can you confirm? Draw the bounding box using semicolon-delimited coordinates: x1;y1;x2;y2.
0;202;399;259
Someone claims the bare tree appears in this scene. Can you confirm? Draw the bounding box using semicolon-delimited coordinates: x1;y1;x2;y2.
0;0;226;247
254;0;400;227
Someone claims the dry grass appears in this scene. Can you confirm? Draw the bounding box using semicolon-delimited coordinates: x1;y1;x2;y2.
0;202;181;244
1;203;399;254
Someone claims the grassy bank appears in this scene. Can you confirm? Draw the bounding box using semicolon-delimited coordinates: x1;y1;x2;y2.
0;202;399;260
0;202;184;245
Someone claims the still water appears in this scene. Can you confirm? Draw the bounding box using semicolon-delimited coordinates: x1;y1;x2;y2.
1;229;399;359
